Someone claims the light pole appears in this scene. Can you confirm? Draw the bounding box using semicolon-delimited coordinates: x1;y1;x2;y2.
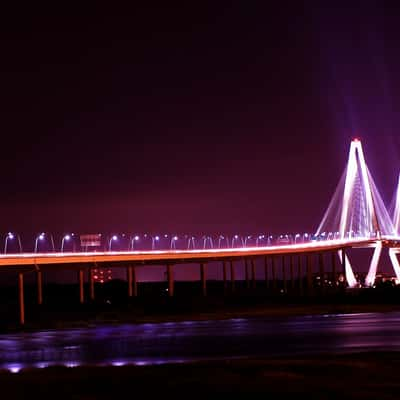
231;234;240;248
61;234;71;252
294;233;301;244
242;235;251;247
170;235;178;249
187;236;195;250
256;235;264;247
4;232;17;254
108;235;118;251
218;235;228;248
202;235;213;249
130;235;140;250
151;235;160;250
34;233;45;253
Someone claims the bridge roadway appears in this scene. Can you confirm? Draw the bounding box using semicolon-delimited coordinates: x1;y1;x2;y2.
0;238;381;270
2;237;398;326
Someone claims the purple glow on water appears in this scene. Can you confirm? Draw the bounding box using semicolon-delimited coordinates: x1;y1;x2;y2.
1;313;400;371
111;361;127;367
64;362;80;368
6;364;22;373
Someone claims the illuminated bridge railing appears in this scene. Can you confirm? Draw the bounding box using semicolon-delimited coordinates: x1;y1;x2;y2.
0;231;383;254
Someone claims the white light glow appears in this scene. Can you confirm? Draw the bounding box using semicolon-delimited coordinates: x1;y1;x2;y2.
365;241;382;287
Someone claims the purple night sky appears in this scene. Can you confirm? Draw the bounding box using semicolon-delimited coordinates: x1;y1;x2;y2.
0;2;400;251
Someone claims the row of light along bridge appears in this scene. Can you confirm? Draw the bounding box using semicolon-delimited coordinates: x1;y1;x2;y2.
3;138;400;324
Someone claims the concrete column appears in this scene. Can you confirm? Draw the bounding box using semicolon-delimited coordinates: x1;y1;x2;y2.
223;261;228;292
127;266;133;297
282;256;287;292
307;254;313;293
244;259;250;288
332;251;337;286
264;256;269;288
230;260;235;292
167;264;174;297
18;272;25;325
200;263;207;296
319;253;325;290
290;255;295;290
342;248;346;278
298;256;303;295
132;267;138;297
79;270;84;304
272;256;277;290
36;270;43;305
251;259;256;288
89;268;95;301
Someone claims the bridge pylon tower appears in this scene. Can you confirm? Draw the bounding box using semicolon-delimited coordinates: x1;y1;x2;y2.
317;138;395;287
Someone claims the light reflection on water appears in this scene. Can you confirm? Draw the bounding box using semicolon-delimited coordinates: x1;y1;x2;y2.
1;311;400;371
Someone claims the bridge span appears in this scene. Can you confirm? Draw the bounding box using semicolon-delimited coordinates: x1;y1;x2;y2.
3;138;400;325
2;236;399;325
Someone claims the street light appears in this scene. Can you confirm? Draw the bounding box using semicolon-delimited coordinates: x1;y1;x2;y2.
170;235;178;249
242;235;251;247
130;235;140;250
256;235;264;247
187;236;195;250
61;234;71;252
151;235;160;250
218;235;228;248
231;234;240;248
202;235;213;249
34;233;45;253
4;232;22;253
108;235;118;251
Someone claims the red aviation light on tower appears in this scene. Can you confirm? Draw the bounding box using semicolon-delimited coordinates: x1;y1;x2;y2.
352;137;360;143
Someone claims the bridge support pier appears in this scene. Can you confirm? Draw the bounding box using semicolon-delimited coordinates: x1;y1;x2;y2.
264;256;269;288
306;254;313;294
230;260;235;292
79;270;84;303
166;264;174;296
342;248;346;281
223;261;228;293
251;259;256;288
132;267;138;297
282;256;287;293
298;256;303;295
127;266;133;297
18;272;25;325
36;270;43;305
272;256;277;291
89;268;95;301
331;251;337;287
290;255;295;290
319;253;325;292
200;263;207;296
244;259;250;288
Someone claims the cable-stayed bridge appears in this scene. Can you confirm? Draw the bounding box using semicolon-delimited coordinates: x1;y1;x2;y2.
2;138;400;324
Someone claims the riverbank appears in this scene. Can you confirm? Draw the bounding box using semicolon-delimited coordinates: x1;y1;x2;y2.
1;352;399;399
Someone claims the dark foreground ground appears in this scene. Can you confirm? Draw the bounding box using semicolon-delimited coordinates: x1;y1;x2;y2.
1;352;399;399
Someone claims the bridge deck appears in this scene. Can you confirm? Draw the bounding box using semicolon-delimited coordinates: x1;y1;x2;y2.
0;239;379;270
